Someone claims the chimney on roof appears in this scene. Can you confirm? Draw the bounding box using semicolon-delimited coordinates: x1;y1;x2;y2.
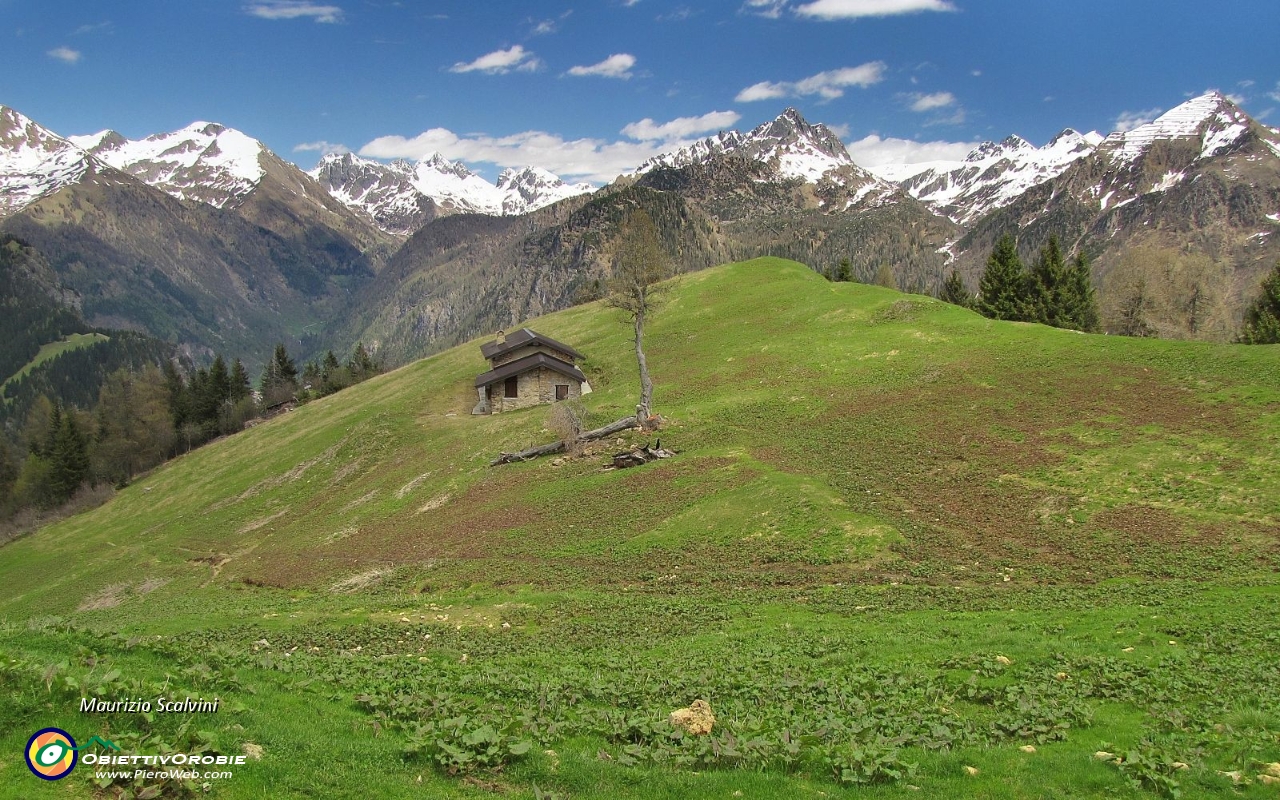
495;329;505;344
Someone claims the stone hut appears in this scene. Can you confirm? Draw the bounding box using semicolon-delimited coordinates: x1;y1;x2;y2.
472;328;591;415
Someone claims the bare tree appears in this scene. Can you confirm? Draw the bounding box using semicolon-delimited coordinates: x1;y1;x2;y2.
607;209;669;430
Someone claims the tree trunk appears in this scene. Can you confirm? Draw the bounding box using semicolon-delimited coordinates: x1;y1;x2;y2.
634;306;654;429
490;416;639;466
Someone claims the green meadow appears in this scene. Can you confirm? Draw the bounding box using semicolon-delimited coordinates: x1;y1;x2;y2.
1;258;1277;798
1;332;109;391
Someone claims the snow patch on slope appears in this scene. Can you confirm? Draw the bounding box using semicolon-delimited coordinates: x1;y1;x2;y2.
885;129;1101;225
311;152;592;233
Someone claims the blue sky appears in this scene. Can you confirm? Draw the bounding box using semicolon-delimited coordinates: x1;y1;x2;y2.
3;1;1278;182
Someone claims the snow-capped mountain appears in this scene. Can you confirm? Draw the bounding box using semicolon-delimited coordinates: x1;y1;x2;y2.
879;129;1103;225
496;166;593;215
1085;91;1274;210
948;91;1280;326
639;107;853;181
310;152;592;235
70;122;266;209
0;106;98;217
636;107;900;210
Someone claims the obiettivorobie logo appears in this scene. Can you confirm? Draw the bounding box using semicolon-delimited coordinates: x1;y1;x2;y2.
24;729;120;781
25;727;248;784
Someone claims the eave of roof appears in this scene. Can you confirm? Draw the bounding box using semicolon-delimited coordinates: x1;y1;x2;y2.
474;352;587;388
480;328;585;361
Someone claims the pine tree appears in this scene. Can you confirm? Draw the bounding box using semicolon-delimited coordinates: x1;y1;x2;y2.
1239;261;1280;344
976;234;1028;321
261;343;299;407
835;258;853;283
348;342;377;381
320;350;346;395
873;264;897;289
208;356;231;405
1027;236;1070;327
939;270;972;307
229;359;251;402
189;366;216;435
161;359;190;430
0;440;17;515
1067;252;1100;332
48;408;90;503
273;343;298;386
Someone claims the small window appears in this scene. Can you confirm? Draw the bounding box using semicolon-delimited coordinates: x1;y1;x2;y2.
555;384;569;401
504;376;519;398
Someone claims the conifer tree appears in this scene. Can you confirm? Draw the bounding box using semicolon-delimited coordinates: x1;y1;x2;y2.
1027;236;1070;327
161;359;190;430
1067;252;1100;332
939;270;972;307
1239;261;1280;344
261;343;299;406
835;258;853;283
348;342;377;381
229;359;251;402
48;408;90;503
208;355;231;406
320;350;345;394
976;234;1028;321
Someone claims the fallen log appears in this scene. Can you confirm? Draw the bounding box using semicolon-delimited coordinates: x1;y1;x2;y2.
612;440;676;469
490;415;639;466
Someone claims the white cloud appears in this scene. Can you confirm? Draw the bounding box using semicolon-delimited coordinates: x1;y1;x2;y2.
907;91;954;112
450;45;542;75
1113;107;1163;133
47;46;81;64
657;6;694;21
567;53;636;80
794;0;956;20
741;0;788;17
359;110;748;184
72;22;112;36
1270;82;1280;103
245;1;343;23
294;141;351;156
361;129;665;184
845;133;979;172
621;111;741;141
736;62;886;102
530;19;558;35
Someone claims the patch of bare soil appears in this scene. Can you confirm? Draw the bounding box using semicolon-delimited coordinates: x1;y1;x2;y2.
760;362;1257;583
78;583;131;611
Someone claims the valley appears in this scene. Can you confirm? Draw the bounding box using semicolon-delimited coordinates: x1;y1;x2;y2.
1;259;1277;798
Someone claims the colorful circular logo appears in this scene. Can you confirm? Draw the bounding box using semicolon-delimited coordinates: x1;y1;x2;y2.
25;728;77;780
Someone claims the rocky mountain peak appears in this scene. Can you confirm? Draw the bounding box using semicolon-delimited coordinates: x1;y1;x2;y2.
636;107;857;184
0;106;97;217
1101;91;1255;165
0;106;69;153
420;153;475;180
74;121;267;209
310;152;591;233
743;107;853;165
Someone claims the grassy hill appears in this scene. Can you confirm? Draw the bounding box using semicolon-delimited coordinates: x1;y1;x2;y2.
1;258;1278;799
